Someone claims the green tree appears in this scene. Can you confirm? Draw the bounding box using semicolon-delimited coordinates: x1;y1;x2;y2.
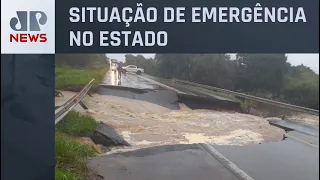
283;65;319;109
155;54;237;89
236;54;288;97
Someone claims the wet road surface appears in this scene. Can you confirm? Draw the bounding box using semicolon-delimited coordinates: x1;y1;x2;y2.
214;138;319;180
102;71;164;90
89;144;241;180
286;131;319;146
269;119;319;137
269;119;319;147
101;71;232;100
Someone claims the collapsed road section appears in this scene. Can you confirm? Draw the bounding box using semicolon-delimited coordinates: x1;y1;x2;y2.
100;71;242;111
97;84;241;111
56;86;285;151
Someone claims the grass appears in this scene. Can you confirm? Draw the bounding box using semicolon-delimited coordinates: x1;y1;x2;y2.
55;167;82;180
55;111;99;180
55;65;108;90
55;132;96;180
56;111;99;137
55;63;105;179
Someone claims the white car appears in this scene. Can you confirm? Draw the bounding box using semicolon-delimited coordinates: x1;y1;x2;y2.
122;65;144;75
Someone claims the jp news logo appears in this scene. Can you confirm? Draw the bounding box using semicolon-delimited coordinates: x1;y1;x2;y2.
10;11;47;42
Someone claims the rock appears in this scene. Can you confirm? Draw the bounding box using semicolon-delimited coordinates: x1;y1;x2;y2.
90;122;131;147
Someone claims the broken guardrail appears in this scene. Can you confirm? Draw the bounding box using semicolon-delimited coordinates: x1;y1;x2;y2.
55;79;95;124
174;79;319;116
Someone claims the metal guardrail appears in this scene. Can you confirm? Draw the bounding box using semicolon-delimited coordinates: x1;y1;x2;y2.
174;79;319;116
55;79;95;124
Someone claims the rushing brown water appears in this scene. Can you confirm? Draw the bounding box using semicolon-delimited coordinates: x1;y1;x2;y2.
56;91;286;152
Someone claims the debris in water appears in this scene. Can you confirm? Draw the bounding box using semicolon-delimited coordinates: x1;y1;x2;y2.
90;122;131;147
181;129;264;146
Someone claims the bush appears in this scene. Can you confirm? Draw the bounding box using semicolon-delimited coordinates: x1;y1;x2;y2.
240;99;257;113
55;66;108;90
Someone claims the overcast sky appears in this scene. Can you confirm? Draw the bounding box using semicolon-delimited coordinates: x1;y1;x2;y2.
106;53;319;74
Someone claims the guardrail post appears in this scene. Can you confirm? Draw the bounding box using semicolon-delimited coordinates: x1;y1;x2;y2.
55;79;95;124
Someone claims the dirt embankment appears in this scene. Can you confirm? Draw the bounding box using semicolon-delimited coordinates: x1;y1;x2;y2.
56;91;287;151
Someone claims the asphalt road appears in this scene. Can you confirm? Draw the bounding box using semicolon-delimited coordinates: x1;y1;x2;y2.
269;119;319;137
213;138;319;180
101;71;232;100
102;71;164;90
89;144;241;180
89;138;319;180
95;71;319;180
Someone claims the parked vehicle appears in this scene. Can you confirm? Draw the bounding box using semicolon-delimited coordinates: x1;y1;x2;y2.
122;65;144;75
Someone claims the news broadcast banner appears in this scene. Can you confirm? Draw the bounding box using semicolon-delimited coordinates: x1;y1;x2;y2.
1;0;319;53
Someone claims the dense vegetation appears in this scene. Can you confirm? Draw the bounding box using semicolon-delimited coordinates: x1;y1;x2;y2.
124;54;319;110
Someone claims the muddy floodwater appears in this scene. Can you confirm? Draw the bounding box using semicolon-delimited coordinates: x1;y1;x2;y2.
55;91;289;152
